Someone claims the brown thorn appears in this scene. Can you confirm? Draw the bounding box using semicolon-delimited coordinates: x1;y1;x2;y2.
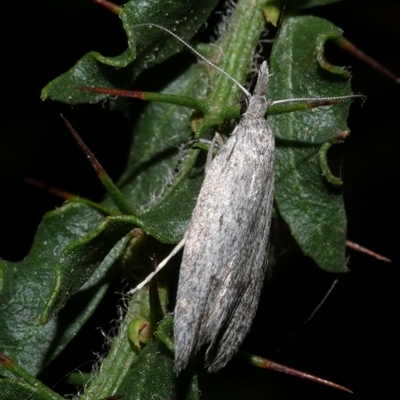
25;178;75;201
60;115;106;178
259;358;353;394
346;240;391;262
78;86;146;100
336;37;400;83
92;0;122;15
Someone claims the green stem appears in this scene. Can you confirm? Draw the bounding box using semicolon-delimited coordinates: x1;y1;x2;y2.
192;0;269;138
81;287;154;399
0;352;65;400
205;0;270;115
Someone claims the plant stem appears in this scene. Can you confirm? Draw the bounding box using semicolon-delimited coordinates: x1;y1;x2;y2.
204;0;269;118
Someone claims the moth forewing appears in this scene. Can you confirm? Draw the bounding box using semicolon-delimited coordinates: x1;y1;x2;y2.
174;62;274;373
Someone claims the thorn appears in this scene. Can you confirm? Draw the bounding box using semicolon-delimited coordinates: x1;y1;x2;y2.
60;115;107;179
334;37;400;83
78;86;146;100
60;115;135;215
262;358;353;393
92;0;122;15
238;352;353;394
25;178;76;202
346;240;391;262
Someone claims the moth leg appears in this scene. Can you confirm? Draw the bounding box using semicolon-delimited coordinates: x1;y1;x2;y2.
127;231;187;295
186;134;224;172
206;133;224;172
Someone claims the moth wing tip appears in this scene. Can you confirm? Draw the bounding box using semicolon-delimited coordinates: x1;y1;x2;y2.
174;353;190;375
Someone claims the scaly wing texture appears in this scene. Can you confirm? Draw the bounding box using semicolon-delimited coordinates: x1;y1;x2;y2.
174;61;273;373
174;121;274;372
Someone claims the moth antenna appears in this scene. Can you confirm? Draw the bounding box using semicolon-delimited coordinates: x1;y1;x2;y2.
133;23;252;100
271;93;366;106
127;232;187;295
272;279;339;357
267;5;366;106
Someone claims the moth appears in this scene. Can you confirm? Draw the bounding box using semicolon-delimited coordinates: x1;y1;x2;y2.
124;24;357;375
121;23;274;373
174;61;273;373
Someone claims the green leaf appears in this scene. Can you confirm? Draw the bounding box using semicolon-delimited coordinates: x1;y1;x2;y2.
83;315;198;400
110;333;198;400
0;378;60;400
115;67;205;193
269;15;351;272
103;63;210;244
138;166;205;243
0;203;124;376
40;214;142;322
107;338;177;400
41;0;220;104
263;0;345;24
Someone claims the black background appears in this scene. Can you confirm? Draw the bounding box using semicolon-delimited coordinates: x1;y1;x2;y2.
1;0;399;399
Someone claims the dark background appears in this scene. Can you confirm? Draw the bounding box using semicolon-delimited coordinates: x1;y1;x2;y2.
1;0;399;399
